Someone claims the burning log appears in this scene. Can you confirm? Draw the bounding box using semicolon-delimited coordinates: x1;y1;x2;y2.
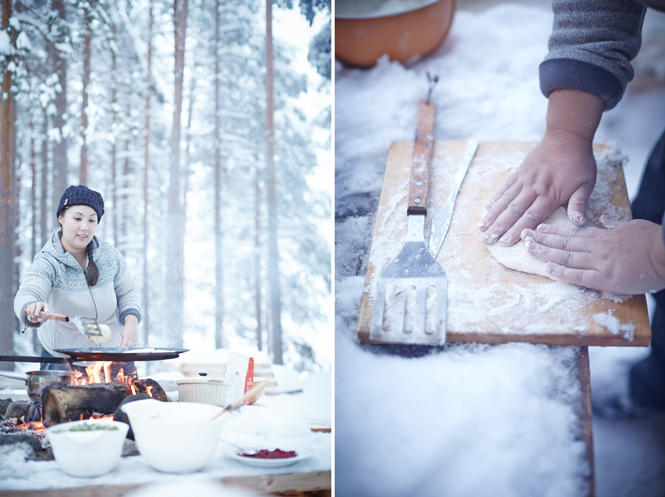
132;378;168;402
42;383;130;427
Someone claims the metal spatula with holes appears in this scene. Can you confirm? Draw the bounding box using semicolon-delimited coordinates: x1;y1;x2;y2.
369;97;448;345
22;310;103;338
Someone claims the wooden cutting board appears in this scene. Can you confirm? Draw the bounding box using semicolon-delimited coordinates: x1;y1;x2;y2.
358;141;651;346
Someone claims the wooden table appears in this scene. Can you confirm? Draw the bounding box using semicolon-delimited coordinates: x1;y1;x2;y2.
0;472;331;497
358;141;652;497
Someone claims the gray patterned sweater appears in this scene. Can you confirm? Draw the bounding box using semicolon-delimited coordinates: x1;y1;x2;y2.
14;229;142;357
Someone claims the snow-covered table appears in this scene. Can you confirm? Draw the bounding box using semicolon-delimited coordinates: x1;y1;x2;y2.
0;372;331;496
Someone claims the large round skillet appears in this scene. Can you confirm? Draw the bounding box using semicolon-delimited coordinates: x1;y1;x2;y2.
54;347;189;362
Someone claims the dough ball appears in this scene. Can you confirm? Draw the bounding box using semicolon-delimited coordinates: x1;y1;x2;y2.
88;324;112;344
484;207;578;281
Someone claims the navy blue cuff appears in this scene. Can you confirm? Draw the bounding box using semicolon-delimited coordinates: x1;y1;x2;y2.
119;308;141;325
662;211;665;246
540;59;624;110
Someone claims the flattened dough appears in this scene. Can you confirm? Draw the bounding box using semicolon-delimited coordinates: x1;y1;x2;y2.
88;324;112;344
485;207;577;281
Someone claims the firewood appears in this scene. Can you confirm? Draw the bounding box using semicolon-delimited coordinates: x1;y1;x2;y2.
42;383;130;427
5;400;34;422
133;378;168;402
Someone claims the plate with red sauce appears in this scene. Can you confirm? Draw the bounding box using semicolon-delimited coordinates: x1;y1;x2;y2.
221;444;312;468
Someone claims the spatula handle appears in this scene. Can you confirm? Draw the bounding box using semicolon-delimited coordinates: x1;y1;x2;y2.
407;100;436;215
23;310;69;322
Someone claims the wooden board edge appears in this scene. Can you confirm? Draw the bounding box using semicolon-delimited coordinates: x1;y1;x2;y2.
359;331;650;347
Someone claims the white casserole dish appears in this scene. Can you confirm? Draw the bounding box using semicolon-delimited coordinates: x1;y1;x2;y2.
176;377;228;406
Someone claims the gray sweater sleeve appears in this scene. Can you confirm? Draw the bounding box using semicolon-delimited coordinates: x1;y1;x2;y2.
539;0;646;110
112;248;142;325
14;261;54;328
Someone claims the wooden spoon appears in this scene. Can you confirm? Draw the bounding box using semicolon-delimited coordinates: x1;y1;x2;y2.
210;382;266;420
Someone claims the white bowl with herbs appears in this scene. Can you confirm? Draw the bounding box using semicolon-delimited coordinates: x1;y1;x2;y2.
46;420;129;477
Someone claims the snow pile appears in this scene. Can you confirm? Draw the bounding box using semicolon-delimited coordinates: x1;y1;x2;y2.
593;313;636;341
335;332;588;497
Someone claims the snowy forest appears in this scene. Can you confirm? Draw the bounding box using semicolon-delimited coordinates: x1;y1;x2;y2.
0;0;331;371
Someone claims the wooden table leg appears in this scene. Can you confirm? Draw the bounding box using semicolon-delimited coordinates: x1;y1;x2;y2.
576;346;595;497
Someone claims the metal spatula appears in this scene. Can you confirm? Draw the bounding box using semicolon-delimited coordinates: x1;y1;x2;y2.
23;310;103;338
370;99;447;345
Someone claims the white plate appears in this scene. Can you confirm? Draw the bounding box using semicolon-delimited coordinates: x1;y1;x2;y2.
220;444;312;468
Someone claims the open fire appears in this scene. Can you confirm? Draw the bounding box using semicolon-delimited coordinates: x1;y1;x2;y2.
71;362;154;397
3;362;165;432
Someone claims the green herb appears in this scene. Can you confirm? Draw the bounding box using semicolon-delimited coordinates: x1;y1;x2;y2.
55;423;118;433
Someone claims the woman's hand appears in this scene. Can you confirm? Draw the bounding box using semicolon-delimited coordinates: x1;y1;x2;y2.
478;129;597;246
118;315;139;348
25;302;50;323
522;220;665;295
478;89;604;247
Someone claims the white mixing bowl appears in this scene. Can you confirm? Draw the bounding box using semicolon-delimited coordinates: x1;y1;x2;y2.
46;420;129;477
121;399;225;473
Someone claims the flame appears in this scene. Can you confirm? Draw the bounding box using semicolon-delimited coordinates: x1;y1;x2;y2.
18;421;44;430
146;385;154;397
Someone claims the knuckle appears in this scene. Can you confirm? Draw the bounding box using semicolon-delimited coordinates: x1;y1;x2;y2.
565;251;575;266
523;209;539;223
507;203;522;215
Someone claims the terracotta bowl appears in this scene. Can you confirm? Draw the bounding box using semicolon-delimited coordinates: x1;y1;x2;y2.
335;0;456;68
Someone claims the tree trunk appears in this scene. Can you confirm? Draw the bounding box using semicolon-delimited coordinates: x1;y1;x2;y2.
180;64;196;330
40;108;49;247
265;0;282;364
121;135;129;256
213;0;223;349
166;0;188;348
255;157;262;351
0;0;16;364
50;0;68;198
110;25;117;246
142;0;153;345
29;115;36;262
79;3;92;185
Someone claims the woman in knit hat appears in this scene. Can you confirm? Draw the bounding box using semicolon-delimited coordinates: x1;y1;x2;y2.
14;185;142;370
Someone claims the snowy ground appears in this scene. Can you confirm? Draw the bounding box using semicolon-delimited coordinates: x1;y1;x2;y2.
335;4;665;497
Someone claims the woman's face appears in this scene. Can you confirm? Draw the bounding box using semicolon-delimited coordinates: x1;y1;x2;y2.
58;205;98;254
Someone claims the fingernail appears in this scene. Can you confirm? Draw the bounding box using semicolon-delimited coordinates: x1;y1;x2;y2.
547;263;563;276
537;224;549;233
478;218;489;230
499;233;513;246
571;211;585;225
521;228;535;240
525;238;538;252
480;232;499;244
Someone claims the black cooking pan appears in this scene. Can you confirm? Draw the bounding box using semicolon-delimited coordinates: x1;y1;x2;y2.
0;348;189;363
55;347;189;362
